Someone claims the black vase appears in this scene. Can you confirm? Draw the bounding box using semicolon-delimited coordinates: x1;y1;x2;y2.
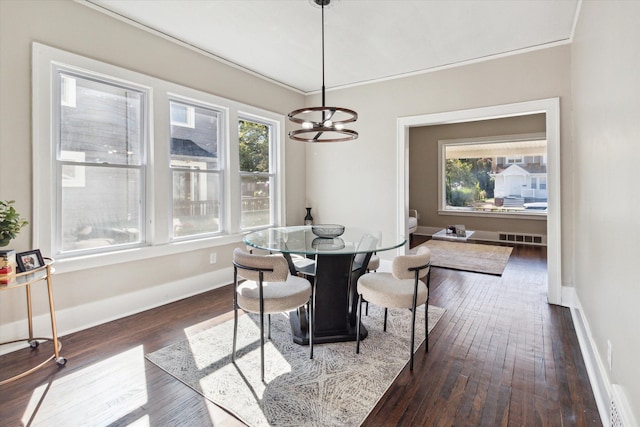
304;207;313;225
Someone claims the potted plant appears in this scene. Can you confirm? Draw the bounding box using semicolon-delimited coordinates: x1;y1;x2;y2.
0;200;28;247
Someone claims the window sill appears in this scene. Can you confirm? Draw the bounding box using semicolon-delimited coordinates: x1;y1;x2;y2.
437;209;547;221
54;233;245;274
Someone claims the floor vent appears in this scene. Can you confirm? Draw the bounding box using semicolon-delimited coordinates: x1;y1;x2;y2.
498;232;543;244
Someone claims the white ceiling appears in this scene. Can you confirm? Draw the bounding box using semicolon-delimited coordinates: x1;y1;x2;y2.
86;0;580;94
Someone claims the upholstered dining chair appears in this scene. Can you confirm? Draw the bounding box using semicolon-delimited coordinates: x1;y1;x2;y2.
232;248;315;381
355;246;431;370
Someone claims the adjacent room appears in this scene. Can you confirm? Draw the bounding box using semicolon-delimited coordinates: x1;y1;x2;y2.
1;1;638;426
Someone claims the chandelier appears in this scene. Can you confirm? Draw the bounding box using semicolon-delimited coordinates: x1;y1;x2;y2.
288;0;358;142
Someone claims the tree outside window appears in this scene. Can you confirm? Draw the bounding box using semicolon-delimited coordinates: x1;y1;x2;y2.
239;119;274;229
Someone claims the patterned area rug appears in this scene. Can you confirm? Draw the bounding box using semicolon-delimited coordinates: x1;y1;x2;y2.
416;240;513;276
146;304;445;426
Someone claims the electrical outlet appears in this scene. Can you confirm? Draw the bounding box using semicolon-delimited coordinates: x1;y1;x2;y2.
607;340;612;371
209;252;217;264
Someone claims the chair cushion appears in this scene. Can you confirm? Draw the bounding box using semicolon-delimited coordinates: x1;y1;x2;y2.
237;275;311;314
357;272;428;309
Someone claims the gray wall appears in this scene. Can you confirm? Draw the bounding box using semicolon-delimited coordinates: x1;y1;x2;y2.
571;0;640;419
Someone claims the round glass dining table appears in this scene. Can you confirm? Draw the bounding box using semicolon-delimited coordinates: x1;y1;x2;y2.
244;225;406;345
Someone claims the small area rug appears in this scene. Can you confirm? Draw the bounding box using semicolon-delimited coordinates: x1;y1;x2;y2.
415;240;513;276
146;304;445;426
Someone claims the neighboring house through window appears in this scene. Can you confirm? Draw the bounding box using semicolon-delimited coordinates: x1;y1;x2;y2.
438;133;548;216
169;100;223;239
56;70;147;254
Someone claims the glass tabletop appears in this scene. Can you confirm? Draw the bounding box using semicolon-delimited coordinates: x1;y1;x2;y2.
244;225;406;255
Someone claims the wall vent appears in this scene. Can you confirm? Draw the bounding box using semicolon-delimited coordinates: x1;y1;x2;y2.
610;384;636;427
498;232;543;245
611;396;624;427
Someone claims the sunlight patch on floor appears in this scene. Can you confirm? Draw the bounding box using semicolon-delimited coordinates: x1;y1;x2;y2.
185;311;293;378
22;346;148;426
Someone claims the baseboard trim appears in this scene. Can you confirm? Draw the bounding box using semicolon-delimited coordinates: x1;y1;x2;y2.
0;267;234;355
568;288;637;427
415;226;546;246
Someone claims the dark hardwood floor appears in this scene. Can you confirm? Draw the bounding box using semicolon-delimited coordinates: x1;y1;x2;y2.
0;238;601;426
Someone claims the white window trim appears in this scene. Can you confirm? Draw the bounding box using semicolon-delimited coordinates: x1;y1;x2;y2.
32;42;285;274
436;132;547;220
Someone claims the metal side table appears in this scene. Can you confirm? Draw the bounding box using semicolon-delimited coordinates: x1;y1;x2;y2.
0;258;66;385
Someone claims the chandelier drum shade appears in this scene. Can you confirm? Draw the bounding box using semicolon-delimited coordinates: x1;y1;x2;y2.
288;0;358;142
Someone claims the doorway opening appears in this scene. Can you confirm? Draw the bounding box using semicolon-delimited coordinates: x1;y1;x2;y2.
396;98;561;305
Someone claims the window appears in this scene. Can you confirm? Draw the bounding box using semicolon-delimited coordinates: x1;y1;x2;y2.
239;118;275;230
33;43;285;270
56;71;147;254
170;102;195;128
438;134;547;217
170;100;223;238
506;155;524;164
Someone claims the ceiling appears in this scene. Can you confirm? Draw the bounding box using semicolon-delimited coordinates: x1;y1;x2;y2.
85;0;580;94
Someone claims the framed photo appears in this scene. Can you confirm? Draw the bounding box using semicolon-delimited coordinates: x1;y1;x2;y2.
16;249;45;272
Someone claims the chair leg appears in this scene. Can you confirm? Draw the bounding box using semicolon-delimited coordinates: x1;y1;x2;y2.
356;294;363;354
259;273;265;382
410;302;417;370
268;314;271;340
260;312;265;382
425;268;431;353
383;308;388;332
409;271;420;371
309;283;315;360
232;305;238;363
424;300;428;353
232;268;238;363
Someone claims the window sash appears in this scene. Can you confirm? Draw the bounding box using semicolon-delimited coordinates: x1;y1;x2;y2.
238;117;276;230
54;68;149;256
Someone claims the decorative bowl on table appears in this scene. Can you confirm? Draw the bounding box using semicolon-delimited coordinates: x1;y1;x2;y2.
311;224;345;238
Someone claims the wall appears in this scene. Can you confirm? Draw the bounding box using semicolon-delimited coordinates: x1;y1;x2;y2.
305;45;573;284
571;0;640;422
0;0;305;337
409;114;547;235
